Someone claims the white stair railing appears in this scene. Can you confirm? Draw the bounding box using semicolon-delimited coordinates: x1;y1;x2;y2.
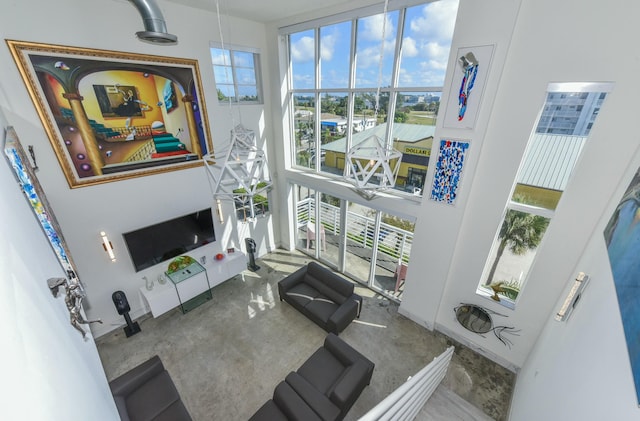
359;346;455;421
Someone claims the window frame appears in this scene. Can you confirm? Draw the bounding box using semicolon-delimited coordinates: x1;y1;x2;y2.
476;81;613;308
210;42;263;105
281;1;454;197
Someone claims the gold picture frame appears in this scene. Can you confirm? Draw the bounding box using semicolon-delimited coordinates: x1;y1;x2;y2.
7;40;213;188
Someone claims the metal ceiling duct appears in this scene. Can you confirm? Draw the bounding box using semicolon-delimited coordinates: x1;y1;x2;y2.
128;0;177;44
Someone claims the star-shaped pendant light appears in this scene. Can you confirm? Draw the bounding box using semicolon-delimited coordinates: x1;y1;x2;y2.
346;134;401;198
344;0;402;198
204;124;272;219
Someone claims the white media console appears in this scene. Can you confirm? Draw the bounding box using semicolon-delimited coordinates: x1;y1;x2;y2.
138;251;246;317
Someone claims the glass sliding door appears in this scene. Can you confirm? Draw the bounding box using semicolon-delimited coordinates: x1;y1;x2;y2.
344;201;376;285
319;193;341;268
295;185;317;252
293;184;414;301
373;213;415;299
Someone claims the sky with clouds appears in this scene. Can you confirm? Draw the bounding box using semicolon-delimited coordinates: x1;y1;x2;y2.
290;0;459;90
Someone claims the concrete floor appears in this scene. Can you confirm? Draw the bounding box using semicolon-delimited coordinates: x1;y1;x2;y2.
96;249;515;421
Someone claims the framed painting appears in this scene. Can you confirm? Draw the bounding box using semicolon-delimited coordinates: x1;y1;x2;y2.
429;139;470;205
6;40;213;188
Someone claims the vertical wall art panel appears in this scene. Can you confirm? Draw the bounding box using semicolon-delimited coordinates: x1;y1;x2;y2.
429;139;470;205
4;126;76;275
604;166;640;405
442;44;494;130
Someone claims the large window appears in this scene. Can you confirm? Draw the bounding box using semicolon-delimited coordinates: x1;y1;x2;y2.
210;44;262;104
477;82;612;307
284;0;459;195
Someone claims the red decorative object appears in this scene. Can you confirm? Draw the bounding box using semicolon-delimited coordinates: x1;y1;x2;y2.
215;253;225;261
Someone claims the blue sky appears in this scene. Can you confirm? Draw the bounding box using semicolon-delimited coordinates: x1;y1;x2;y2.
290;0;459;90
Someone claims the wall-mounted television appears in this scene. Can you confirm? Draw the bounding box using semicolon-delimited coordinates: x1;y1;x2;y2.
123;208;215;272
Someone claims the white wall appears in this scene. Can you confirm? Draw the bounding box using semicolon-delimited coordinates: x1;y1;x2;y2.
507;0;640;418
0;0;277;337
0;113;119;419
398;0;640;383
399;0;522;370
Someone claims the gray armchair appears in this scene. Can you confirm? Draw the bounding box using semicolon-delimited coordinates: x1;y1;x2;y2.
109;355;191;421
250;333;375;421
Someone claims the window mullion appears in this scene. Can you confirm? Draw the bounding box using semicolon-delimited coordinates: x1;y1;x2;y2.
228;50;239;101
509;201;555;219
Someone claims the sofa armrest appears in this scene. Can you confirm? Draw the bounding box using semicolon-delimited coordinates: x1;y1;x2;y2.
327;298;359;334
329;359;374;410
278;265;308;299
323;334;368;366
273;381;324;421
109;355;165;397
285;372;341;421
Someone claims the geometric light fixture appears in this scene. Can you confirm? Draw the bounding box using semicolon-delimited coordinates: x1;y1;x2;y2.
346;134;402;199
100;231;116;262
203;124;272;220
205;1;272;220
344;0;402;198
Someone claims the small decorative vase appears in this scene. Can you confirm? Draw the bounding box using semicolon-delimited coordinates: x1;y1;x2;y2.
144;276;154;291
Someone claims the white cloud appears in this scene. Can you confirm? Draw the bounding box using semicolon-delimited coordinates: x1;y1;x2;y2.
409;0;459;42
402;37;419;58
356;37;396;69
293;73;314;89
210;49;229;66
360;13;395;42
321;33;336;61
291;36;315;62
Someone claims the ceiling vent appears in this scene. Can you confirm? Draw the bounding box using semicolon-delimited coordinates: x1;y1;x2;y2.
128;0;177;44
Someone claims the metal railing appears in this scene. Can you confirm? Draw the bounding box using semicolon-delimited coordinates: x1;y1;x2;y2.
358;346;455;421
296;198;413;264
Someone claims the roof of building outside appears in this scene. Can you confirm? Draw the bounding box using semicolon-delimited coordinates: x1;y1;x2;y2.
517;134;587;191
322;123;436;152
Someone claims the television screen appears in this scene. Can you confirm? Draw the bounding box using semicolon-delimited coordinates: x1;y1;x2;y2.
123;208;215;272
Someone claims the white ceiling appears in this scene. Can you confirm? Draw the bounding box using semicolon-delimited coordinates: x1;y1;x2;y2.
163;0;351;23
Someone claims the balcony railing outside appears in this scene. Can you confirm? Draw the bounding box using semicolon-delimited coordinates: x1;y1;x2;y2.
296;198;413;299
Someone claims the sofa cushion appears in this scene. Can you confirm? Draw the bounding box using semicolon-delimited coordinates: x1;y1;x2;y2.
285;372;341;421
304;276;348;305
307;262;354;298
305;295;339;324
297;347;345;395
273;381;324;421
153;400;193;421
248;400;288;421
125;370;181;421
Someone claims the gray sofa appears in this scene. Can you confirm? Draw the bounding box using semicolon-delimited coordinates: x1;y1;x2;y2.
278;262;362;334
250;333;375;421
109;355;192;421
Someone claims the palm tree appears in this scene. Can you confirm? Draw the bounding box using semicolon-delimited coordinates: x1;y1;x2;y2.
484;209;550;286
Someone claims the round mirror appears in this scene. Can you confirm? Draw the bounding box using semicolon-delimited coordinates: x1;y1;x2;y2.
455;304;493;334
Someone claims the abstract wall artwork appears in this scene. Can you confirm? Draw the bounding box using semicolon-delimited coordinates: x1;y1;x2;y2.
443;44;494;130
6;40;212;188
4;126;75;275
429;139;470;205
604;166;640;405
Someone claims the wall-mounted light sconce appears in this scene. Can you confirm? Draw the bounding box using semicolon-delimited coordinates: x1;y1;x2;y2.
100;231;116;262
215;199;224;224
555;272;590;322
